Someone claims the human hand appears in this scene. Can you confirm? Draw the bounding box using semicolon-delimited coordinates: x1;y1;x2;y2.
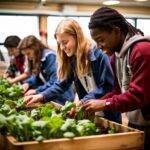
69;100;83;117
22;83;29;93
3;73;9;79
68;107;76;117
83;99;106;112
25;89;36;96
74;99;82;107
6;77;15;84
24;94;43;106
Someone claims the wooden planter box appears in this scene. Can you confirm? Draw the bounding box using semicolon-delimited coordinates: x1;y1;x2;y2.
1;117;144;150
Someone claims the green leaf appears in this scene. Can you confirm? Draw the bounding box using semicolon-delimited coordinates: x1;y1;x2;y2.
36;135;45;142
63;132;75;138
0;114;6;128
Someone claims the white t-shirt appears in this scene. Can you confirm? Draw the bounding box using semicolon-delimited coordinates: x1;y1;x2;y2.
79;72;96;93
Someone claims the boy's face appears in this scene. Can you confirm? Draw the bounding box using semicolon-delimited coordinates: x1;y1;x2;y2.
90;27;122;55
7;47;20;57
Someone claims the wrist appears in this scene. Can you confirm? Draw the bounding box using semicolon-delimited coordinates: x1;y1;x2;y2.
104;99;111;109
40;93;46;102
101;100;106;109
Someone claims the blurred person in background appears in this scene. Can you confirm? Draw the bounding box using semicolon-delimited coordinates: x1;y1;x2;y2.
18;35;74;105
3;35;30;84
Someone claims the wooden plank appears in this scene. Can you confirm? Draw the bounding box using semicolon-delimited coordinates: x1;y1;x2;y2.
5;117;144;150
6;132;144;150
39;15;48;45
0;134;8;150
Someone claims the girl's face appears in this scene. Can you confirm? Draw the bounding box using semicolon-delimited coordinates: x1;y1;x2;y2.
56;33;77;57
90;27;123;55
8;47;20;57
23;48;34;60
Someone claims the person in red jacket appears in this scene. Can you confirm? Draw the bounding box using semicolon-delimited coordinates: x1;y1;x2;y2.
83;7;150;149
4;36;25;78
4;36;30;84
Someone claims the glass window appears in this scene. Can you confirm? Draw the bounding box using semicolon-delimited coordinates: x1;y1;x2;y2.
68;16;91;37
0;15;39;43
0;15;39;62
126;18;135;27
66;16;90;37
137;19;150;35
47;16;91;49
47;16;65;49
78;17;91;37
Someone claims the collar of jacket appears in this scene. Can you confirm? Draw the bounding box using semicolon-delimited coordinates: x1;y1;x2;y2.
88;44;102;61
41;49;56;61
115;34;150;58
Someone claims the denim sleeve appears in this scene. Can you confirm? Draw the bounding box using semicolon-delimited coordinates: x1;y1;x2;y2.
36;81;54;93
36;54;57;93
40;76;73;102
82;53;114;101
25;75;38;88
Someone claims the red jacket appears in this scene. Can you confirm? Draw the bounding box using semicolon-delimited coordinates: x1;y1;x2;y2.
104;41;150;113
15;54;25;74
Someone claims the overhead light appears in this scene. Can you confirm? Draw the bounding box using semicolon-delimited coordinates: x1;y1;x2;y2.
103;0;120;5
40;0;46;4
41;0;46;2
134;0;147;1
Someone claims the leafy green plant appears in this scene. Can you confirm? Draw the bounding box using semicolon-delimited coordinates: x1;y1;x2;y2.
0;84;117;143
76;120;99;136
60;101;75;118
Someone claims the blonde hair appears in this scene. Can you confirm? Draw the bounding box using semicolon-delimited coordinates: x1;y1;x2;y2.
55;18;91;80
18;35;48;74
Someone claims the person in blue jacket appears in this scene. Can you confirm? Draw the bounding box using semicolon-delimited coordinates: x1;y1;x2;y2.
18;35;74;105
24;19;121;123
